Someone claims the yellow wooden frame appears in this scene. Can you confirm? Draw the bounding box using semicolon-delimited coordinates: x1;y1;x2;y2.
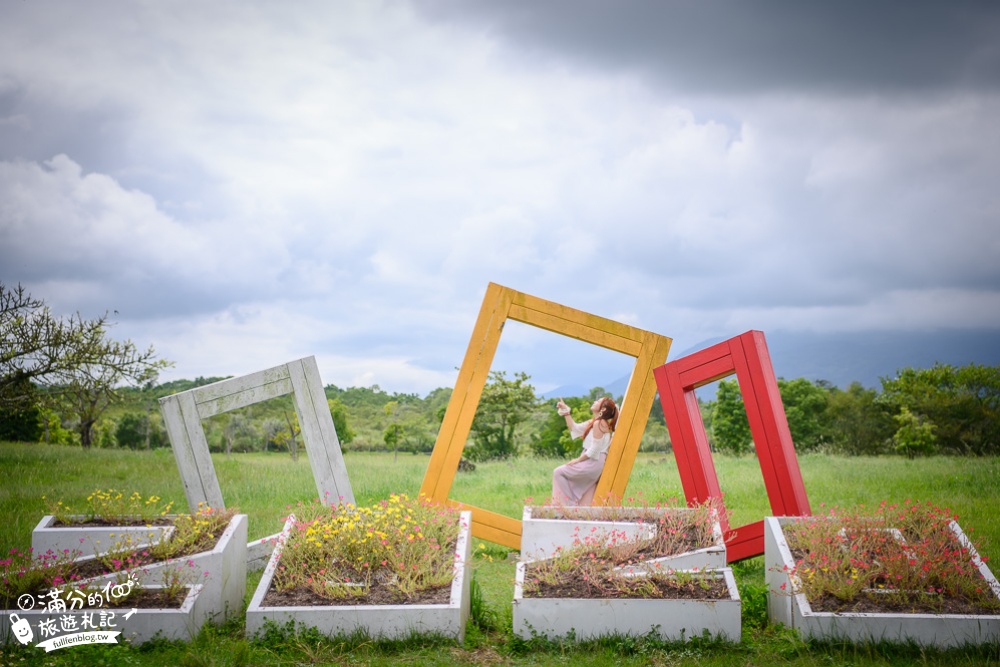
419;283;672;549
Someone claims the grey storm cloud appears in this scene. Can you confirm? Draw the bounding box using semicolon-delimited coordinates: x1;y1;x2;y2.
0;0;998;394
415;0;1000;94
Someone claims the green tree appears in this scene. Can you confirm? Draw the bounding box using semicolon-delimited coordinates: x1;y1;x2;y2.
222;413;259;454
530;397;584;458
711;379;752;454
467;371;536;461
58;360;169;449
114;412;147;449
826;382;895;455
0;378;42;442
880;363;1000;456
328;398;355;445
2;283;161;403
1;283;171;447
776;378;830;452
892;406;938;458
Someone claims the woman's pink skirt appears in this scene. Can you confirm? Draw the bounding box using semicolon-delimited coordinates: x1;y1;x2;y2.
552;453;607;506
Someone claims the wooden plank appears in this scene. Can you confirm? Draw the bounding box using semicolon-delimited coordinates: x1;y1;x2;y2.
160;394;205;513
195;377;293;419
741;332;810;516
725;519;765;563
301;356;355;505
509;304;643;356
677;354;736;389
289;357;355;505
188;365;292;413
600;332;672;500
445;502;522;549
160;391;225;511
655;348;727;517
437;288;511;500
421;283;509;501
511;291;647;342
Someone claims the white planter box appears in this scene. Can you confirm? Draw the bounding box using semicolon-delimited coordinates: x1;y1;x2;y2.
74;514;247;625
521;506;726;571
247;532;279;571
765;516;1000;647
1;584;210;645
32;515;177;559
246;511;472;641
513;561;741;641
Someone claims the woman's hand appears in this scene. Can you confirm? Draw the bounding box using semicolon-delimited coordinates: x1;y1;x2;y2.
556;398;570;416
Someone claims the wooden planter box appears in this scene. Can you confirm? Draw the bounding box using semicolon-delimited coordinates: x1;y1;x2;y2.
72;514;248;625
32;515;177;559
521;506;726;571
1;584;209;646
246;511;473;641
513;561;741;641
765;516;1000;647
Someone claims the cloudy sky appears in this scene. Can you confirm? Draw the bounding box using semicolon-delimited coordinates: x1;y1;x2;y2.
2;1;998;396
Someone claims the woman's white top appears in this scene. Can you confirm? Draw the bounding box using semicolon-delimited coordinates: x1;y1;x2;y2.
568;419;612;459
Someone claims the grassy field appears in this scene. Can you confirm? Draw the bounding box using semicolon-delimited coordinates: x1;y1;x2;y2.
1;442;999;666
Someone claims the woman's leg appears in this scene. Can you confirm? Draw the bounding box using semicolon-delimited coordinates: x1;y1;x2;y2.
552;464;574;505
577;483;598;506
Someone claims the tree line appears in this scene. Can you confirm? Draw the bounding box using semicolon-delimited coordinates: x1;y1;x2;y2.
2;283;998;458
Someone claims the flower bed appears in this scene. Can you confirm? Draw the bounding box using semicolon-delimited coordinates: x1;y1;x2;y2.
33;491;178;559
765;503;1000;647
513;561;741;641
514;515;740;641
5;505;247;627
76;512;247;624
246;495;472;641
1;584;210;645
32;515;176;560
521;504;725;571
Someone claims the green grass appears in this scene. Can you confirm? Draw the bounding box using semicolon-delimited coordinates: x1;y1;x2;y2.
1;442;998;666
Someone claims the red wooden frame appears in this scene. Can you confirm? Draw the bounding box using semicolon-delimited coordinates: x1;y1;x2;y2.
653;330;811;561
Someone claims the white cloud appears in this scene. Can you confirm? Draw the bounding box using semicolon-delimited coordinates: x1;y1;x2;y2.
1;1;998;394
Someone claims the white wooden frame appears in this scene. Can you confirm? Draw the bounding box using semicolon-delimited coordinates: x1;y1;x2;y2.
159;356;354;511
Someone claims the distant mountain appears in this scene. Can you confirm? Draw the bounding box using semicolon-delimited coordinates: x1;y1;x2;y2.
541;328;1000;399
541;374;631;400
752;329;1000;388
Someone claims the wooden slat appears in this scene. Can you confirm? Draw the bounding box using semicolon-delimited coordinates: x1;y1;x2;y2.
421;284;510;500
195;377;293;419
511;291;647;342
599;332;672;500
290;357;355;505
509;304;644;356
159;391;225;511
188;364;292;416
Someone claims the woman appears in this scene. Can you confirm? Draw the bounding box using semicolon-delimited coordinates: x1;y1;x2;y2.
551;396;619;506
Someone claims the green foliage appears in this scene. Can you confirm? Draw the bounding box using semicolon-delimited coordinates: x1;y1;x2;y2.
775;378;830;451
114;411;168;450
529;397;584;458
220;413;259;454
880;363;1000;456
383;422;403;449
825;382;895;455
328;397;355;444
467;371;537;461
0;378;42;442
0;283;171;448
891;406;938;458
711;379;752;454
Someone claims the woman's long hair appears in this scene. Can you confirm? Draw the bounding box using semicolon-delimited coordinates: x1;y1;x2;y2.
582;397;618;440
